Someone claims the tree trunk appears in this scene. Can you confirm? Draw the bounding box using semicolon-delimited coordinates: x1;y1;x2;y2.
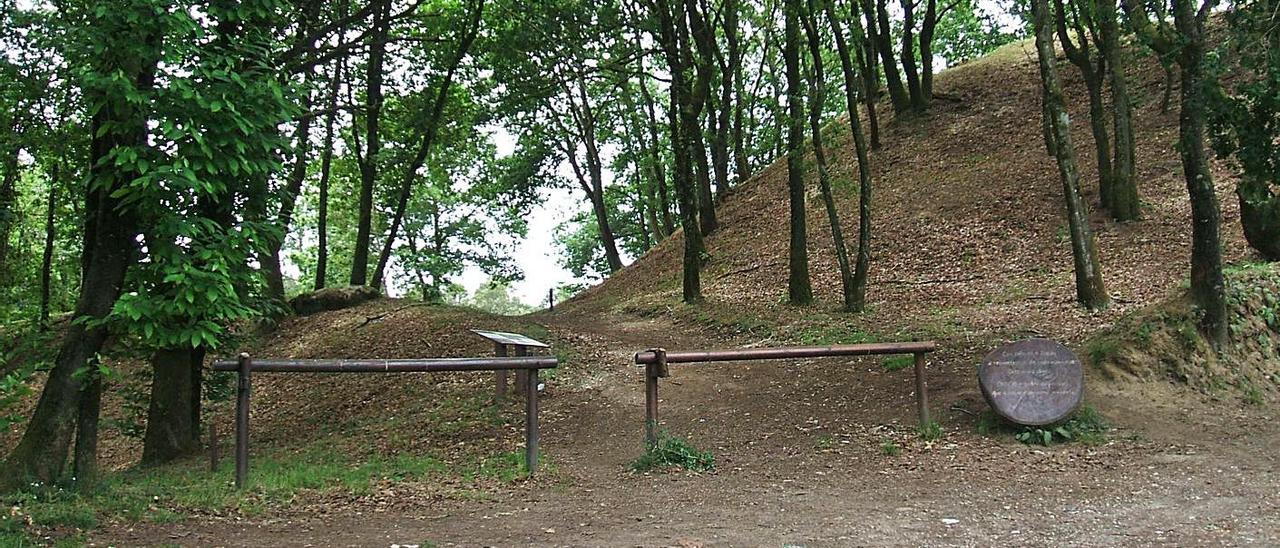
637;62;676;236
350;0;389;287
371;1;482;288
730;27;751;184
652;0;705;302
1099;0;1140;221
1053;0;1114;210
1033;0;1110;311
784;0;813;305
1173;0;1228;347
870;0;910;112
802;0;857;311
826;0;876;311
141;347;202;465
899;0;925;111
0;149;17;271
264;104;313;303
72;365;101;488
315;61;340;291
40;163;58;328
2;17;158;489
919;0;939;106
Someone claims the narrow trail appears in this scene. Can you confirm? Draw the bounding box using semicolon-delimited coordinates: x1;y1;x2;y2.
96;312;1280;546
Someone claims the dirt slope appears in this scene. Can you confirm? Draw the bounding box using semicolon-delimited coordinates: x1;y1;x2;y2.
565;39;1255;352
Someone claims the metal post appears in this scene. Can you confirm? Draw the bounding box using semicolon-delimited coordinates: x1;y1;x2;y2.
515;345;529;395
209;422;219;472
913;352;930;427
494;343;508;400
644;348;668;448
525;366;539;475
235;353;251;488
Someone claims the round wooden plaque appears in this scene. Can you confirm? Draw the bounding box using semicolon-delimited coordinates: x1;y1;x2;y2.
978;338;1083;426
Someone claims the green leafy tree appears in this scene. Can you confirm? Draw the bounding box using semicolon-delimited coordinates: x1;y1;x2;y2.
1208;0;1280;261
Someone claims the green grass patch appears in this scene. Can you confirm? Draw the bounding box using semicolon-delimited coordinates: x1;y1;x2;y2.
1085;336;1122;365
977;405;1109;446
2;443;535;542
880;439;901;456
916;421;944;441
630;432;715;473
881;355;913;372
792;323;873;346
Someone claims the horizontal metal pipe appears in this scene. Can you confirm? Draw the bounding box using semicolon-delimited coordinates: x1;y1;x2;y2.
211;356;558;373
633;342;938;365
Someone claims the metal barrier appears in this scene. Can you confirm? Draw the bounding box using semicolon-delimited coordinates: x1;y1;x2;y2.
633;342;938;447
210;353;558;488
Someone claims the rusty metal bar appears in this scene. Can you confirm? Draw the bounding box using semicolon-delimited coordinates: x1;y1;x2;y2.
525;366;539;474
633;341;938;365
211;356;557;373
914;352;930;426
494;343;509;400
644;348;667;448
234;353;251;489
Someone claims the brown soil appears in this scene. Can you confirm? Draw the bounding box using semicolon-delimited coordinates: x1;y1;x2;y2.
72;37;1280;546
92;309;1280;546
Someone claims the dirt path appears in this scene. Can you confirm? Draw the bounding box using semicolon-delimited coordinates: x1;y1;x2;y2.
94;314;1280;547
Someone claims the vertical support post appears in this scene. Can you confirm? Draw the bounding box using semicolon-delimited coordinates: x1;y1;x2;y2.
209;421;219;472
913;352;930;427
525;364;539;475
235;353;251;489
494;343;508;401
548;288;554;311
515;345;530;395
644;348;668;448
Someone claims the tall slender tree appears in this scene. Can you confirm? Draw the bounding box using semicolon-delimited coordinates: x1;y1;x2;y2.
1032;0;1110;311
349;0;389;287
800;0;856;310
825;0;877;310
1172;0;1227;346
784;0;813;305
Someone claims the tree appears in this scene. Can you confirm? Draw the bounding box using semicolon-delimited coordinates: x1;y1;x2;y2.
1031;0;1110;311
1172;0;1228;346
799;0;857;311
371;0;486;289
647;0;708;303
1095;0;1140;221
349;0;390;287
824;0;877;310
1207;0;1280;261
2;0;164;490
1053;0;1115;217
783;0;813;305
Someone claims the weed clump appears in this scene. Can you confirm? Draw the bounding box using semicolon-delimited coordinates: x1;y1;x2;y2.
880;439;901;456
977;405;1108;446
916;421;944;441
630;433;714;473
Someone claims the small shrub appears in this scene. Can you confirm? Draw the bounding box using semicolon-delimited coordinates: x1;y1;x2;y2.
977;406;1109;446
880;440;901;456
814;435;835;450
916;421;944;441
630;432;714;473
882;355;913;372
1085;337;1121;365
